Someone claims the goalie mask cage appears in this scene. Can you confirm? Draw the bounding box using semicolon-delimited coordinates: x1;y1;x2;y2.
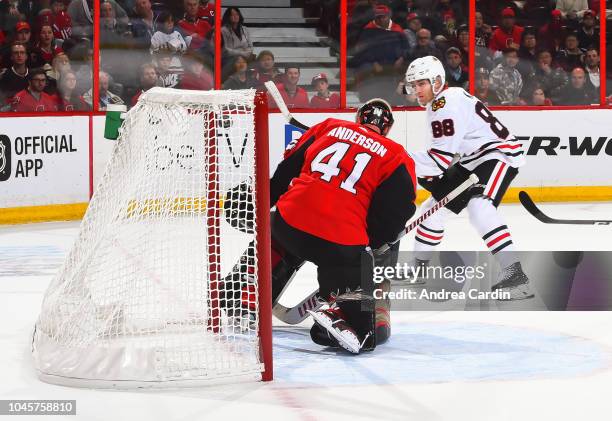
32;88;272;388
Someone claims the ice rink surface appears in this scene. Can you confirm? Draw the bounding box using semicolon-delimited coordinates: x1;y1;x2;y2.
1;202;612;421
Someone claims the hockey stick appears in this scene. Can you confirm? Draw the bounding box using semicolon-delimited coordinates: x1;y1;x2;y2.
374;173;480;256
519;190;612;225
264;81;310;130
274;174;479;324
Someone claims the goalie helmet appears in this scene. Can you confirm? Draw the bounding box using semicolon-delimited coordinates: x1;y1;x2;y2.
356;98;394;136
405;56;446;98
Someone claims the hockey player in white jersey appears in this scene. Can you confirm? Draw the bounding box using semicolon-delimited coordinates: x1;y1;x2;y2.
404;56;533;300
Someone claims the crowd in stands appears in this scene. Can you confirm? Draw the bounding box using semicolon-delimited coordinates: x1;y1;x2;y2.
473;1;603;106
0;0;609;112
349;0;606;106
349;0;470;105
0;0;93;111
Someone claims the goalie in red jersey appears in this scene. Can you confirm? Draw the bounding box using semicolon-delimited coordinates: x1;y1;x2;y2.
268;99;417;354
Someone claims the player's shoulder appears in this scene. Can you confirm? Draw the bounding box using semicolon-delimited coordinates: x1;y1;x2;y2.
429;87;473;113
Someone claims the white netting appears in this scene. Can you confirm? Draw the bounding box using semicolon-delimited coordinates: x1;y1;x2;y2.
32;88;264;388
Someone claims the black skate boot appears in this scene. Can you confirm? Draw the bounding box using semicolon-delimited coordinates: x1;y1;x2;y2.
491;262;535;300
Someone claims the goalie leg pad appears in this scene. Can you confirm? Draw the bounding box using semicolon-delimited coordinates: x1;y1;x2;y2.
374;279;391;344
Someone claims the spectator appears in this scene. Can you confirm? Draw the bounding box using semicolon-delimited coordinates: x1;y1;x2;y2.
475;11;493;69
404;13;422;52
14;21;33;49
150;11;187;73
456;24;470;62
531;48;568;98
270;67;309;108
0;2;20;42
364;5;403;33
521;85;553;106
84;71;124;110
72;45;93;96
557;32;585;71
310;73;340;108
67;0;94;39
50;0;73;41
221;7;254;61
0;43;30;105
475;11;492;49
179;52;213;90
255;50;282;84
391;0;419;28
489;48;523;105
556;0;591;19
198;0;215;26
517;29;538;78
434;34;450;54
407;28;442;61
576;9;598;49
489;7;523;55
348;0;376;45
433;0;464;37
445;47;468;88
129;0;156;48
155;51;181;88
177;0;212;51
30;25;63;68
100;0;131;44
131;62;160;106
350;12;408;102
11;68;57;112
221;55;259;90
55;69;89;111
45;52;71;94
556;67;597;104
584;46;600;88
539;9;566;52
474;67;501;106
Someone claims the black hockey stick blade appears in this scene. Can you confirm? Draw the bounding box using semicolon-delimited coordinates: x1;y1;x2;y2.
289;117;309;131
519;191;612;225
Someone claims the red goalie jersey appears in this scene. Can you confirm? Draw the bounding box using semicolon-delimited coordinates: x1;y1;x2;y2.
271;118;417;246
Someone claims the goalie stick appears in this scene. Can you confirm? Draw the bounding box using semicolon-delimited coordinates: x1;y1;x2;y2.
519;191;612;225
274;175;479;324
264;81;310;130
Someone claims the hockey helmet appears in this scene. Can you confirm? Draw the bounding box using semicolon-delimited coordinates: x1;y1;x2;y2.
356;98;394;135
405;55;446;99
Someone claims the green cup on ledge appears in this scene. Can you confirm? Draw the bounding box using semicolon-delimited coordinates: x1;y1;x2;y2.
104;104;127;140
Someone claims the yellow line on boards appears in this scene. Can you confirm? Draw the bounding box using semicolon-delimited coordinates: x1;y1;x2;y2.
1;186;611;225
0;203;88;225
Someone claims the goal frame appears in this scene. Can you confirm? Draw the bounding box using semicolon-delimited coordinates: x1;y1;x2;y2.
254;91;273;382
32;89;273;387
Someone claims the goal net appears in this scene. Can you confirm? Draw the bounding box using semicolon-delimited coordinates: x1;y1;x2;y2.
32;88;272;388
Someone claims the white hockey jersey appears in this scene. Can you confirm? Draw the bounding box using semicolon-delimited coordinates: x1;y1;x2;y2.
410;87;525;177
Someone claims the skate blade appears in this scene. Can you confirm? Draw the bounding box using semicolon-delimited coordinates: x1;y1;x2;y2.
308;310;360;354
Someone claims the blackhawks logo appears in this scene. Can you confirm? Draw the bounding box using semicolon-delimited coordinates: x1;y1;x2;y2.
432;97;446;111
